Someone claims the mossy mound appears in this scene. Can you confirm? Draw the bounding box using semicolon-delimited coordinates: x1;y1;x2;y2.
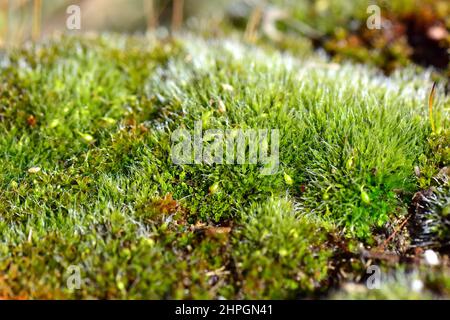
0;34;448;299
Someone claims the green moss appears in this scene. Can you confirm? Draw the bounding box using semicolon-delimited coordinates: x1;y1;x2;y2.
233;198;332;299
0;34;448;298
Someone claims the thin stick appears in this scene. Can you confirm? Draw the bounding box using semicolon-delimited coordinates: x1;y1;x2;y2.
244;6;263;43
32;0;42;41
380;214;411;250
429;82;437;133
7;0;14;46
0;0;8;47
6;0;12;47
145;0;157;32
171;0;184;32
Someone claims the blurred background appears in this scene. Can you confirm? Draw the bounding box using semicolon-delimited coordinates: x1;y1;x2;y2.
0;0;448;79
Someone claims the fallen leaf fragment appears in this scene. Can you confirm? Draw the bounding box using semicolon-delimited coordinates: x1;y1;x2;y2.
218;100;226;113
28;167;41;174
27;115;37;127
205;226;232;238
221;83;234;92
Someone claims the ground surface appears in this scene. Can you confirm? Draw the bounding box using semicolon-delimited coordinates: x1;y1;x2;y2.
0;34;448;299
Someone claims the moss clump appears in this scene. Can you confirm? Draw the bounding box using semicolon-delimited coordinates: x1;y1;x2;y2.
233;198;332;299
0;33;448;298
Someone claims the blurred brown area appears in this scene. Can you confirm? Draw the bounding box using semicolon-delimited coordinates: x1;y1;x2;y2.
0;0;225;47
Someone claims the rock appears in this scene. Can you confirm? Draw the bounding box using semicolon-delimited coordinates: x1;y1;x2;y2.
423;249;439;266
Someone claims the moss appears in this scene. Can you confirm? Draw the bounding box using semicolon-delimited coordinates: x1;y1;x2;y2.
0;33;448;298
332;270;434;300
411;176;450;249
233;198;332;299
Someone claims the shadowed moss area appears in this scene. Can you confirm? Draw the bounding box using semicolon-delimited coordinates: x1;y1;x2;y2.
0;34;448;299
331;265;450;300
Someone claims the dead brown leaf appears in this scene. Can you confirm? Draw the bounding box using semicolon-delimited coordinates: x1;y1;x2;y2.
205;226;232;238
153;193;182;215
26;115;37;127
